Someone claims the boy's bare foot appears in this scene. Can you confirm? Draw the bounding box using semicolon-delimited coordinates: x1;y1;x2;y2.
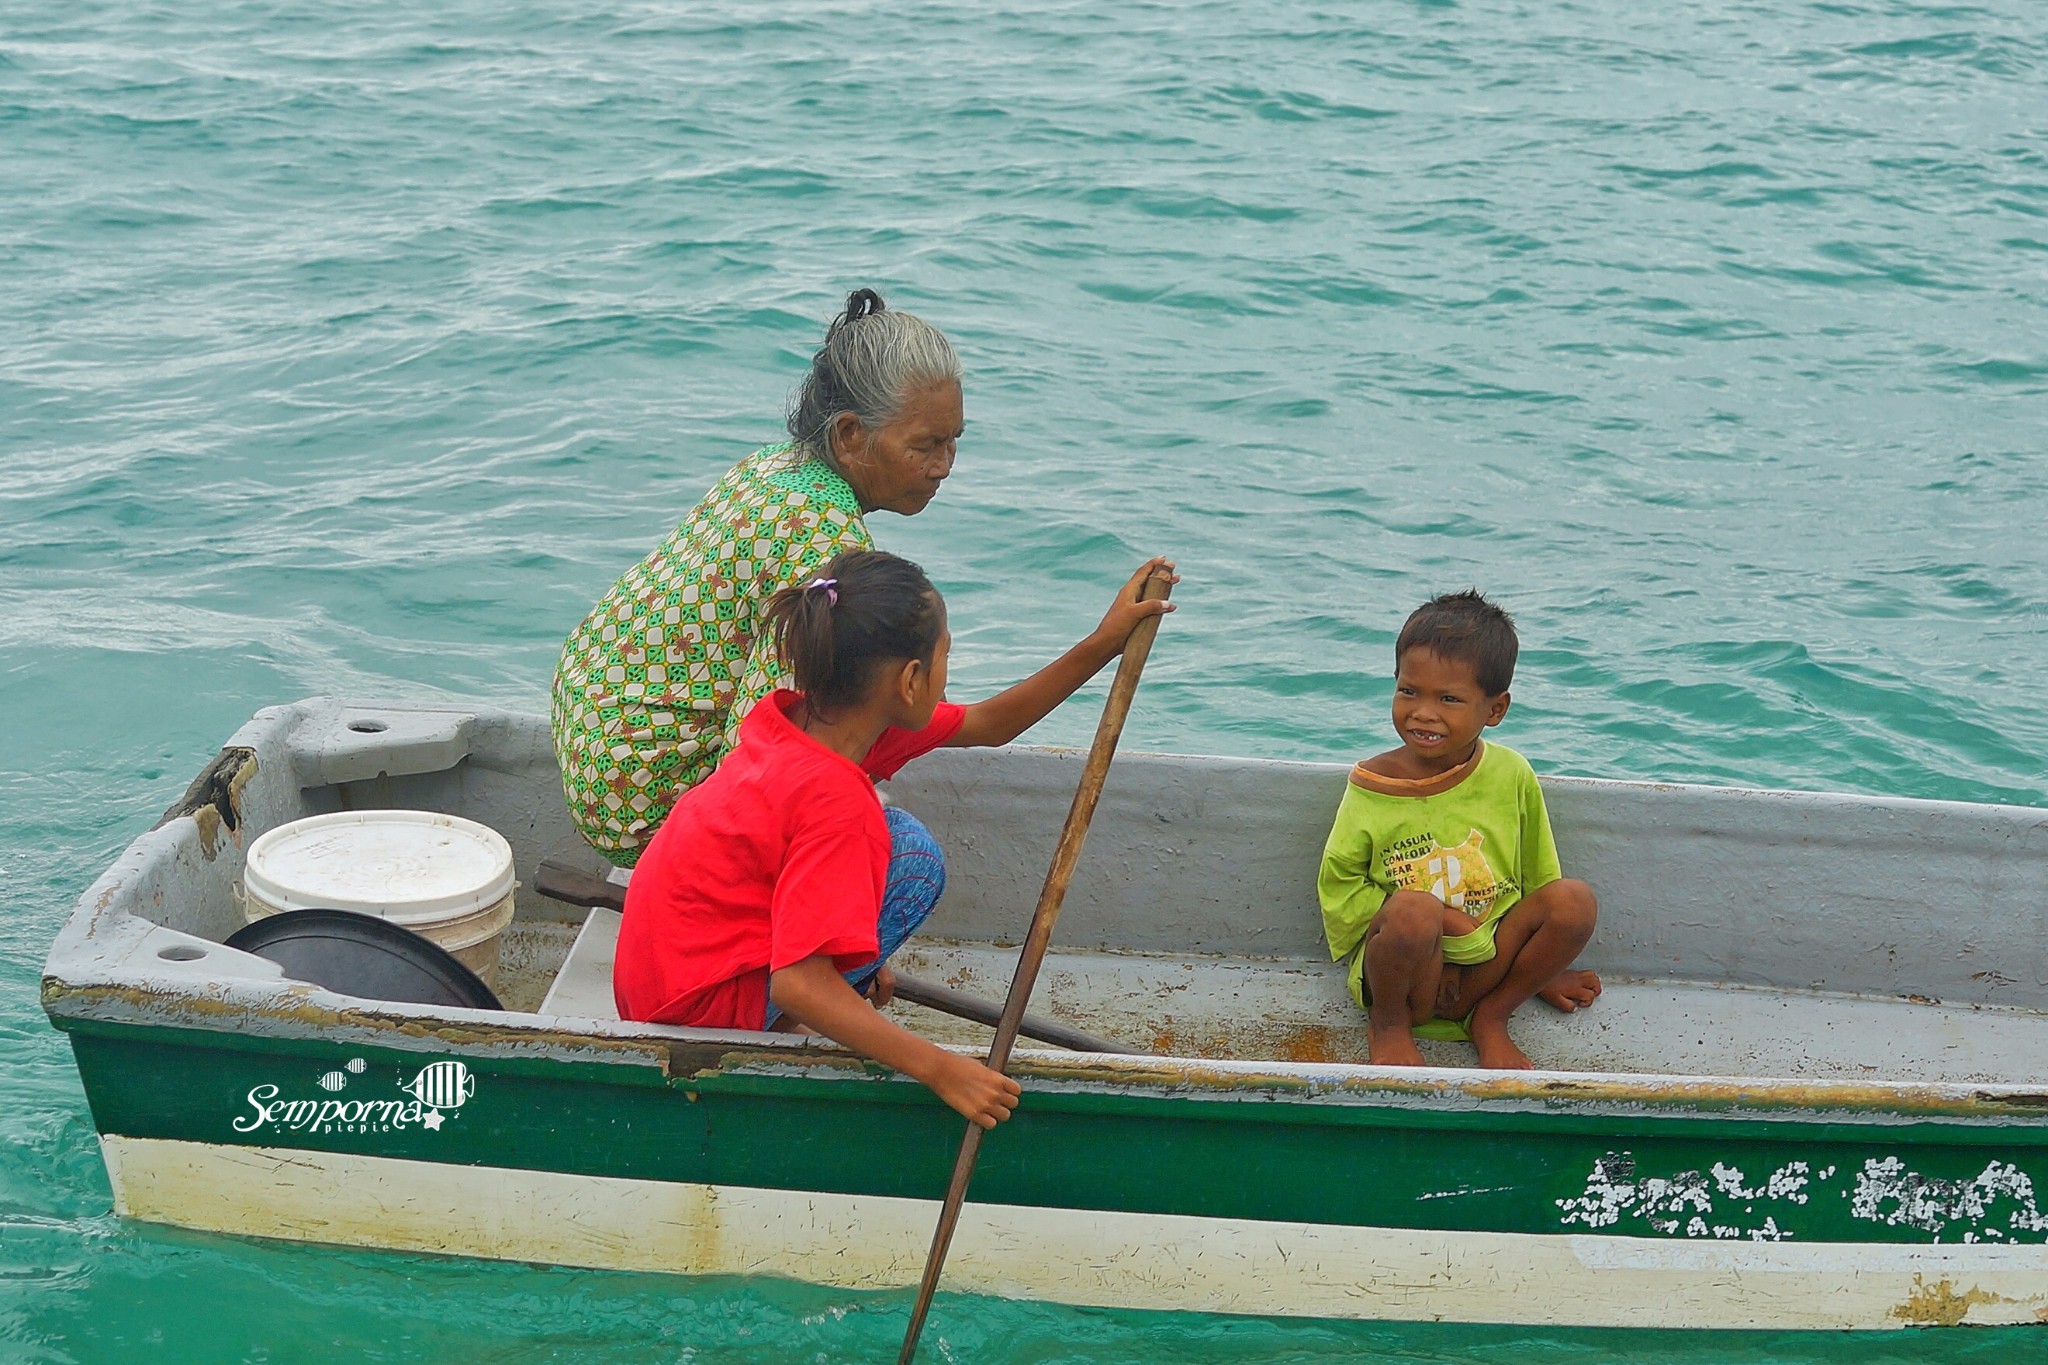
1538;969;1602;1013
1367;1027;1427;1067
1469;1013;1534;1070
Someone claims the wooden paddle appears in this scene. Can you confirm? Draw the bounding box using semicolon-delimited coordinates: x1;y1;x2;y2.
897;566;1175;1364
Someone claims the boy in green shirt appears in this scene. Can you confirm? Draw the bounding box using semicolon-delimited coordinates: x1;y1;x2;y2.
1318;591;1600;1068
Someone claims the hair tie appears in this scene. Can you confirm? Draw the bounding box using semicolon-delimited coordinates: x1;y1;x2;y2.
804;576;839;606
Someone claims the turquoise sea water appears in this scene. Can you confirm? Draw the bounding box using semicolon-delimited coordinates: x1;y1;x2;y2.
4;0;2046;1359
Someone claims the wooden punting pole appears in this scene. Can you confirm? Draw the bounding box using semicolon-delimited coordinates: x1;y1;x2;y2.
898;566;1175;1364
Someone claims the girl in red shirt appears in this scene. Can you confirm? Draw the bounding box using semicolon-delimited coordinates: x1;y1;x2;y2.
616;548;1175;1128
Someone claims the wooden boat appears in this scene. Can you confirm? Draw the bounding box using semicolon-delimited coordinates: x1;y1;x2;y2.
41;698;2048;1331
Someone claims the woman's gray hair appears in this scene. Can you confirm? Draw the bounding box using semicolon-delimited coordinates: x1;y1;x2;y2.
787;289;961;461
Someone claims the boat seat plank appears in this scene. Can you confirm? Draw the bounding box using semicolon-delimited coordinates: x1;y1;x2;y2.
539;908;622;1021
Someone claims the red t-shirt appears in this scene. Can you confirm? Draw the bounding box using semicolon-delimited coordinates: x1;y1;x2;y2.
613;689;965;1029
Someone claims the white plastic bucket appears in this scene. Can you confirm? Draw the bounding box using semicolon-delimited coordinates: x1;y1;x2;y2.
240;811;517;990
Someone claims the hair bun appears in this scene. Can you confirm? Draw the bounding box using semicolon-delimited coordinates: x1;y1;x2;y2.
844;288;885;322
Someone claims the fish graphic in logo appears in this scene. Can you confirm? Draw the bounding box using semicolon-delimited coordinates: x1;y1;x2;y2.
402;1060;475;1111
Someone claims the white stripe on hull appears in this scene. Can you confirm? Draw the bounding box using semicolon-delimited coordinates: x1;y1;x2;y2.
101;1136;2048;1330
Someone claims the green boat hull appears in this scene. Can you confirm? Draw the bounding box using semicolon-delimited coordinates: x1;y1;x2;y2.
52;1009;2048;1329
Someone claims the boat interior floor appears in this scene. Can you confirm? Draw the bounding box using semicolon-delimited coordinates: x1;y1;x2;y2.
502;917;2048;1088
889;942;2048;1085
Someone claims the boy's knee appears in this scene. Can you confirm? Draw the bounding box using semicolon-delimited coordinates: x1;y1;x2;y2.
1546;879;1598;933
1373;892;1442;946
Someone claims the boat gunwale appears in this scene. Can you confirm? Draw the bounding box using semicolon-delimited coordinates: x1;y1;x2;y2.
44;974;2048;1129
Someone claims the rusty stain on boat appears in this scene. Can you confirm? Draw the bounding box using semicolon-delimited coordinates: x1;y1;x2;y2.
1276;1024;1339;1063
1890;1274;2004;1326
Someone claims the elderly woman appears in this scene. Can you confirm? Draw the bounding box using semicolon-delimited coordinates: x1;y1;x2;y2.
550;289;965;866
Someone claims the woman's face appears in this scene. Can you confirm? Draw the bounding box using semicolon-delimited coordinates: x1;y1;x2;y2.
830;380;963;516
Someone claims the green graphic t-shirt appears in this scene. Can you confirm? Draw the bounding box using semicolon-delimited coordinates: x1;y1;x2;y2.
1317;741;1562;1010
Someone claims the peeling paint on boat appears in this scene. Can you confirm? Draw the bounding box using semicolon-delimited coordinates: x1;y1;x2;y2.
1557;1153;1811;1241
1559;1150;2048;1247
1852;1156;2048;1241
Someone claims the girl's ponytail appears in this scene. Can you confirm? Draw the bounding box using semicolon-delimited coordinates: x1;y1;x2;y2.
762;550;943;713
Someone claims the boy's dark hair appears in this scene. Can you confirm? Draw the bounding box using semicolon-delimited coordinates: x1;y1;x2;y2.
761;549;944;713
1396;590;1518;696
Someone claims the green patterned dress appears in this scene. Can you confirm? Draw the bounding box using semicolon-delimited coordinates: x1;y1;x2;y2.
550;444;873;865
